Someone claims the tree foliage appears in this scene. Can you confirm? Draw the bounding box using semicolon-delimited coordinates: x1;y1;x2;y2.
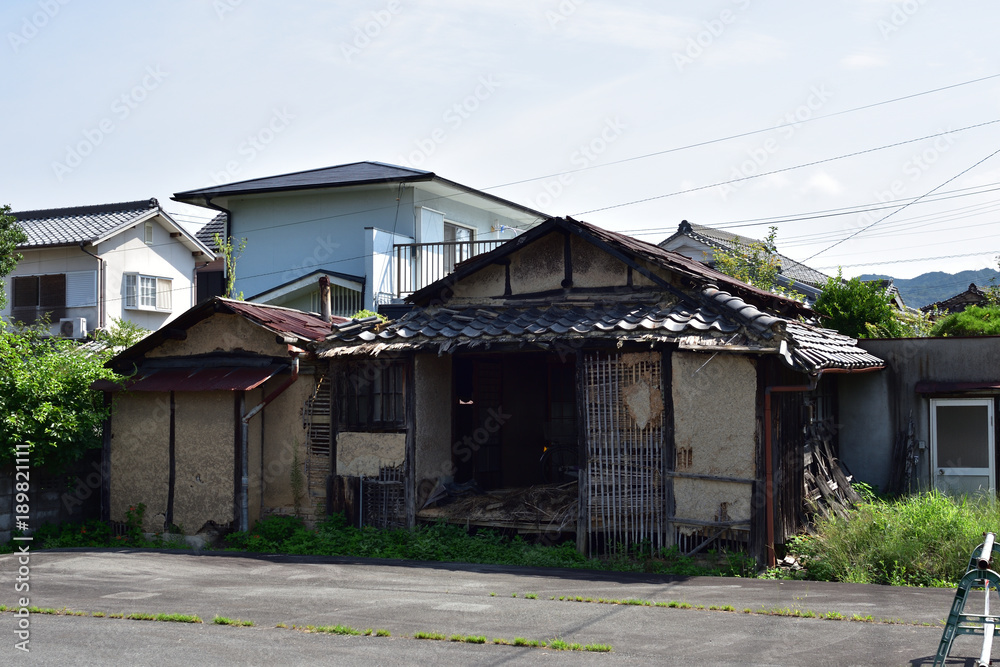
712;227;782;292
813;272;907;338
0;323;122;472
929;305;1000;337
0;204;28;309
213;233;247;300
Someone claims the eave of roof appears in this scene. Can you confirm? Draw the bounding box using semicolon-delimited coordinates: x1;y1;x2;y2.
109;297;345;367
172;161;549;223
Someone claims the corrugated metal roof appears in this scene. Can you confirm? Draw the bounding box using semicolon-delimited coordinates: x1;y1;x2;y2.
12;199;159;248
98;364;285;392
220;298;343;342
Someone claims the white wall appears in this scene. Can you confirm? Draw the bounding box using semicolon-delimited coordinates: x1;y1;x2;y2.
98;215;198;331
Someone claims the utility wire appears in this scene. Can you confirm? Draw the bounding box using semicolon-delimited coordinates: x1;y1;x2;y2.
483;73;1000;191
573;119;1000;216
802;145;1000;262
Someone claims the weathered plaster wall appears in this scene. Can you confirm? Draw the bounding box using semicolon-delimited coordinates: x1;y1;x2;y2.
672;351;757;532
260;376;315;517
567;235;628;289
110;392;171;531
173;392;235;533
446;231;682;302
414;354;453;487
839;337;1000;493
337;432;406;476
246;387;263;526
148;313;286;358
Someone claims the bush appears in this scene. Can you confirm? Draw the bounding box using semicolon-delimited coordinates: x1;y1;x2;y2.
791;491;999;586
930;305;1000;337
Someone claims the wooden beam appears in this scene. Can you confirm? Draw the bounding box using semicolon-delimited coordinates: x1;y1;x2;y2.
575;348;588;555
562;231;573;288
665;471;756;484
404;356;416;528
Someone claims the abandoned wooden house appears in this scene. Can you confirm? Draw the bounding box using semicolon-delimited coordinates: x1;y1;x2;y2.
95;296;347;536
317;216;884;565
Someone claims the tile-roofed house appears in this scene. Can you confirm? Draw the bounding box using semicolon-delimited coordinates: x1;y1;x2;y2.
315;216;882;566
195;211;227;251
658;220;831;301
98;295;348;538
4;198;215;337
172;161;549;315
920;282;989;315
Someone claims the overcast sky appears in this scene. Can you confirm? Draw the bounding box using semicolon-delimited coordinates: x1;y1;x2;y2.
3;1;999;289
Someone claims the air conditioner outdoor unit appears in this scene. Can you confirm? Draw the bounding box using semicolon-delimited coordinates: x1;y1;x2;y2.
59;317;87;339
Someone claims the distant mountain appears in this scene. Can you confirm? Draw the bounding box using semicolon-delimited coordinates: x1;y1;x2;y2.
859;268;1000;309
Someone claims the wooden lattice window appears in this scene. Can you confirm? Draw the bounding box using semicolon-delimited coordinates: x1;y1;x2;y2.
339;360;405;431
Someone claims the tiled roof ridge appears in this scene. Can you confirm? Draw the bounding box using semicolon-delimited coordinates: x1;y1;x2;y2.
698;285;783;338
12;198;158;220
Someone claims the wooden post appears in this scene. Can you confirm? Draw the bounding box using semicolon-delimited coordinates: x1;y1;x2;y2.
575;348;588;555
662;347;675;550
404;356;417;529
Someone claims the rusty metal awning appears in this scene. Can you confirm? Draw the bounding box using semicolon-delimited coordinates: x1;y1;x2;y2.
915;380;1000;394
93;364;286;392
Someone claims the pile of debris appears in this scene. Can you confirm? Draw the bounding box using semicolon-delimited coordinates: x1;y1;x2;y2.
803;423;862;522
419;482;578;532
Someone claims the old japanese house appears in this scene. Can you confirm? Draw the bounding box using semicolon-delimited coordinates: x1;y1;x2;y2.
96;297;346;536
318;216;883;564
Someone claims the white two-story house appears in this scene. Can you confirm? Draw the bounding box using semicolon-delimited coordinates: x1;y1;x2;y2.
173;161;549;316
3;199;215;337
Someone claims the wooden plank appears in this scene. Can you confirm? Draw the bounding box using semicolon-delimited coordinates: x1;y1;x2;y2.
404;356;416;528
575;348;588;554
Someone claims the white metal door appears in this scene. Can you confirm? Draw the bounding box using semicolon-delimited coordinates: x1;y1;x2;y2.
931;398;995;494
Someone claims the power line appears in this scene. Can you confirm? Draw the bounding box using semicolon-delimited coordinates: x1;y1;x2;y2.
483;73;1000;191
802;145;1000;262
619;183;1000;238
815;250;999;270
573;119;1000;216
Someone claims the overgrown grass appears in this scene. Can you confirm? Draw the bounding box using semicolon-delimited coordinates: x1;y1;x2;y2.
219;514;756;578
789;490;1000;587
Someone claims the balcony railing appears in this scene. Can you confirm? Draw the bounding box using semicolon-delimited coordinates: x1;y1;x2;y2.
393;239;507;297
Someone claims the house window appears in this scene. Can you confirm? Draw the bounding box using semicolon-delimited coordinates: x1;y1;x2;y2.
144;221;154;245
124;273;172;311
443;222;474;273
339;360;405;431
10;271;97;323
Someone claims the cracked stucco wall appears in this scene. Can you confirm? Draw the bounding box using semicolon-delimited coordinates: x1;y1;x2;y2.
672;351;757;533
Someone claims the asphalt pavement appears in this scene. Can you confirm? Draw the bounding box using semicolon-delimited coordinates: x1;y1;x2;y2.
0;549;985;665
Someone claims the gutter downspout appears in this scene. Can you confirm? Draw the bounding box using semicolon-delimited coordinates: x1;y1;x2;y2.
763;365;884;568
79;243;105;330
239;347;302;531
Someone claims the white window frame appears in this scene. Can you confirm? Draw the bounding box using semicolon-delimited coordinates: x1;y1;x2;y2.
144;221;154;245
124;273;172;312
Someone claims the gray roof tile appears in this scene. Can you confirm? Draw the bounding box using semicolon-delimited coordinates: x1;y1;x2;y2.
12;199;159;248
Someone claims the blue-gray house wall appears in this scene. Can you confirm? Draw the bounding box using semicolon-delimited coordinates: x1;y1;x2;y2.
226;183;531;311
